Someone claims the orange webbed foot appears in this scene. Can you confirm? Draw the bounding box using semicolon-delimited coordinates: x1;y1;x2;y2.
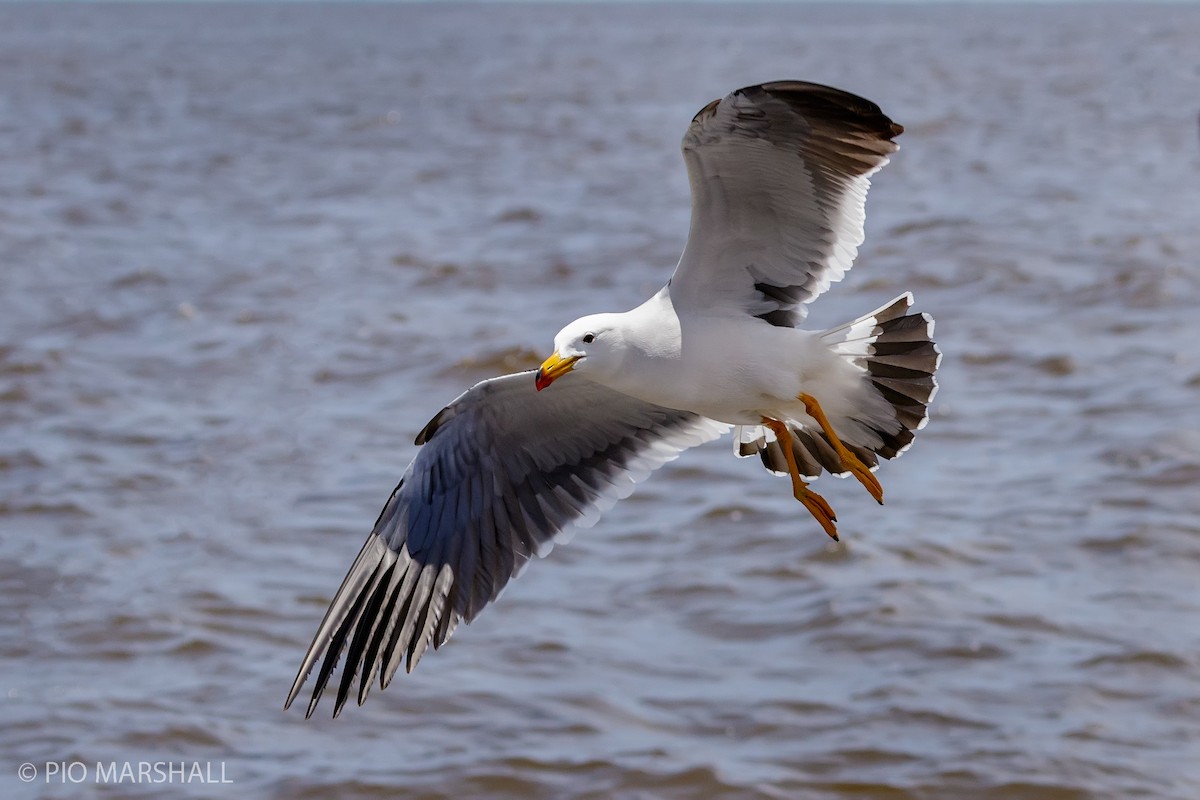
762;416;841;541
799;393;884;505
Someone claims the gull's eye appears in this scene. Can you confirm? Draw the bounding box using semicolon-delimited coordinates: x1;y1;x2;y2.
582;333;595;344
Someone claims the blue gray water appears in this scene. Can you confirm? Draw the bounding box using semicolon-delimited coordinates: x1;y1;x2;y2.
2;2;1199;798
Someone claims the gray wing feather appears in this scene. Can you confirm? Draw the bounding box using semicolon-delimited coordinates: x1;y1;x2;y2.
671;81;903;327
286;370;727;717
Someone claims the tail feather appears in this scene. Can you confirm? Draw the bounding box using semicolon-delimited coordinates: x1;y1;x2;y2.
851;294;939;458
734;293;939;480
733;423;878;481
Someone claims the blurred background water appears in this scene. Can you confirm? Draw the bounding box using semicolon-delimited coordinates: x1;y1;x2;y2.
2;2;1199;798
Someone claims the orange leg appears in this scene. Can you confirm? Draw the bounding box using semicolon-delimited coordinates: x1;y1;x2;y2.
799;393;884;505
762;417;840;542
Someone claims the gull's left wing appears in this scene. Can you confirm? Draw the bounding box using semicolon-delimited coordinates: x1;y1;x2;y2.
286;371;728;718
669;81;903;327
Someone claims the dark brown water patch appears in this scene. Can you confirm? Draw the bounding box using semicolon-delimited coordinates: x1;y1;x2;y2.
930;642;1008;660
449;345;542;377
1032;355;1077;376
0;499;90;517
1077;650;1190;671
415;262;465;286
778;779;921;799
495;206;543;224
269;778;406;800
167;637;221;658
887;216;972;237
1132;462;1200;488
110;269;168;289
1079;530;1154;553
0;351;54;376
0;448;46;470
119;723;229;750
928;781;1093;800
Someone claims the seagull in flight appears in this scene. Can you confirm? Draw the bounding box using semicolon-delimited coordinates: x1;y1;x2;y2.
287;80;940;718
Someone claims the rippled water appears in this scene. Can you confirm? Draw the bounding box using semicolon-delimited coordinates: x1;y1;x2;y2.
3;2;1199;798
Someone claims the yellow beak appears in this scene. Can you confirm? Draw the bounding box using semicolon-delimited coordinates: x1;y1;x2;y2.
535;353;580;391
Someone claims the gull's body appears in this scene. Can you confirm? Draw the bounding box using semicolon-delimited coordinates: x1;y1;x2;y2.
564;287;870;429
287;81;940;718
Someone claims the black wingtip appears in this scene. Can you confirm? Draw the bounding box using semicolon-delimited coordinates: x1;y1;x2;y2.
305;693;319;720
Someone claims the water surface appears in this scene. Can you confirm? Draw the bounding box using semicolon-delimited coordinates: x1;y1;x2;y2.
2;3;1199;798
